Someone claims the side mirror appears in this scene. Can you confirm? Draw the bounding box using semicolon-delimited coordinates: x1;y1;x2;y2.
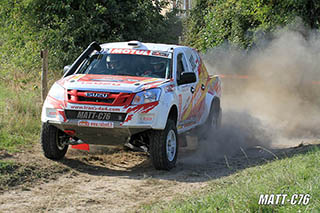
63;65;71;74
178;72;196;85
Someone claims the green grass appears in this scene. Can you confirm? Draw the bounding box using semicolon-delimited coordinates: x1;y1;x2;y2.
0;80;42;152
142;146;320;212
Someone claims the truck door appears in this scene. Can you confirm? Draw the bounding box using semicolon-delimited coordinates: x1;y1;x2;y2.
186;49;208;125
175;51;197;132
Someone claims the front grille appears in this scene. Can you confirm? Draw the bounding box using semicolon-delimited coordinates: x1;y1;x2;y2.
67;89;134;106
65;110;127;122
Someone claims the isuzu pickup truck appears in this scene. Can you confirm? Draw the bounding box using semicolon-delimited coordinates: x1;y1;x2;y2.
41;41;221;170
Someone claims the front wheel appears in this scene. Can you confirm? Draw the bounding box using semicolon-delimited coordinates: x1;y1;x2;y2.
148;119;178;170
40;123;68;160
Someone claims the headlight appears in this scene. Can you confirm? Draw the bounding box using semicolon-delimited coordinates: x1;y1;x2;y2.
131;88;161;105
48;83;65;101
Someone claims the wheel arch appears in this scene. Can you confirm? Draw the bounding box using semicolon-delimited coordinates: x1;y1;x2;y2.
212;96;221;112
167;105;178;125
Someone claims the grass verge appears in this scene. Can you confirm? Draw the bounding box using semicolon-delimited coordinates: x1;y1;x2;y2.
0;78;41;152
142;146;320;212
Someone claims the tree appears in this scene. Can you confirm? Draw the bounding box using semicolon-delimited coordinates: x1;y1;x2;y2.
0;0;181;71
184;0;320;51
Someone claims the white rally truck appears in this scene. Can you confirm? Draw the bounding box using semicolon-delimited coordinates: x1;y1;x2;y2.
41;41;221;170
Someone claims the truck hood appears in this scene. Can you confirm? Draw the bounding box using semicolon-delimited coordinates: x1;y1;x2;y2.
59;74;169;93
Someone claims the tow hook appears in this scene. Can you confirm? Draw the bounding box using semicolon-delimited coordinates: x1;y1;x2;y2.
68;138;85;145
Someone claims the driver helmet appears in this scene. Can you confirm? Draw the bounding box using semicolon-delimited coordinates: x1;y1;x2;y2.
150;57;166;72
106;54;123;70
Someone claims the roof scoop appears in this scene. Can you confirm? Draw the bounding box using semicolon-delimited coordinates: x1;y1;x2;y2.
127;41;141;48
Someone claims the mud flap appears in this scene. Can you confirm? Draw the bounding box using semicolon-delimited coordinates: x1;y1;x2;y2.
71;143;90;151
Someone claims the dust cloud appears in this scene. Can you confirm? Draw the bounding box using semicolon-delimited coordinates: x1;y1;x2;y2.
184;26;320;163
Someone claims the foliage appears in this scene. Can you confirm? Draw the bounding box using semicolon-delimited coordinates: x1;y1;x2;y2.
0;0;181;72
0;0;42;75
182;0;211;48
184;0;320;51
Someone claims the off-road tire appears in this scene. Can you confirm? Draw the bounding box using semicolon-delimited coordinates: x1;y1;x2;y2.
198;100;222;141
208;101;222;130
149;119;178;170
41;123;68;160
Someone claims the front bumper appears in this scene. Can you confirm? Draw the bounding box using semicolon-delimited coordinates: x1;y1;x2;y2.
42;97;168;145
49;120;151;145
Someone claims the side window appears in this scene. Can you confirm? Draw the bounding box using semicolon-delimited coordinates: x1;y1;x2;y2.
176;53;188;80
188;50;200;73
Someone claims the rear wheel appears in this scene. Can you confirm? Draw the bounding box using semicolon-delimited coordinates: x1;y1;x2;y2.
198;100;222;141
41;123;68;160
208;102;222;130
149;119;178;170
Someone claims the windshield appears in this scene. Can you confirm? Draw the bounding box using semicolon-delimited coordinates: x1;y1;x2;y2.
77;53;172;78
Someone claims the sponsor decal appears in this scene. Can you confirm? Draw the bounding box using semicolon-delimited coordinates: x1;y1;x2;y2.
151;51;169;58
109;49;170;58
139;114;154;124
109;48;152;56
69;104;122;112
90;78;124;82
258;194;311;205
79;81;121;86
141;116;153;121
85;92;108;98
78;121;89;126
78;120;114;128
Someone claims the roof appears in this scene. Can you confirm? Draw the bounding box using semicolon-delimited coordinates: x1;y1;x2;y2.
100;41;185;52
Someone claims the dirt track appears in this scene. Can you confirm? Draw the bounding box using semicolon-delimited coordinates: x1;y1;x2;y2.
0;139;318;213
